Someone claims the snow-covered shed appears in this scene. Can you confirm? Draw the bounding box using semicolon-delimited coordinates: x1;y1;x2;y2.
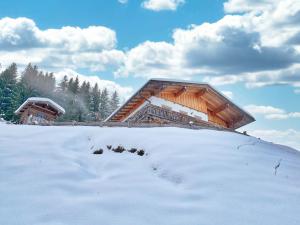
105;79;255;129
15;97;65;124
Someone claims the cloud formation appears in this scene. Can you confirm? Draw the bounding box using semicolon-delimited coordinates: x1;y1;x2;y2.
118;0;128;4
224;0;274;13
249;129;300;150
221;91;233;99
244;105;285;115
116;0;300;92
1;0;300;92
0;17;125;72
244;104;300;120
142;0;185;11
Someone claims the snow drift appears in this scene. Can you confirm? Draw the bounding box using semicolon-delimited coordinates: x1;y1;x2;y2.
0;123;299;225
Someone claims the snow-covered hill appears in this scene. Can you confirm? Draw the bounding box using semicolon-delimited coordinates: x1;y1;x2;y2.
0;123;300;225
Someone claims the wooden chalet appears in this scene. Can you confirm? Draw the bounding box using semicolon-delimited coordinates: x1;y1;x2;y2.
15;97;65;125
105;79;255;130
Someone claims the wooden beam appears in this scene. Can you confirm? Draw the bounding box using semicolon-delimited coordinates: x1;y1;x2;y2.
153;84;167;96
118;99;146;121
195;88;207;98
228;115;244;129
214;103;229;114
31;104;57;116
205;101;215;112
174;86;187;98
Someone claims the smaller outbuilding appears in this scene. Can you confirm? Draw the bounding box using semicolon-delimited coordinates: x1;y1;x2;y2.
15;97;65;125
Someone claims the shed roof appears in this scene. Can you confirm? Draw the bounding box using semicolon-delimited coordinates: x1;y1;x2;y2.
15;97;65;115
105;78;255;129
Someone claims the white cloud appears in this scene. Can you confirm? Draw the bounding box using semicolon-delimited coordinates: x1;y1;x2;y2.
266;112;300;120
2;0;300;90
221;91;233;99
244;105;285;115
203;64;300;88
115;41;206;79
224;0;274;13
244;104;300;120
142;0;185;11
55;69;133;102
0;17;124;72
118;0;128;4
116;0;300;89
117;5;300;83
249;129;300;151
0;17;116;51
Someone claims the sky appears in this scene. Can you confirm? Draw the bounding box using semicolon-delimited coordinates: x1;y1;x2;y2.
0;0;299;149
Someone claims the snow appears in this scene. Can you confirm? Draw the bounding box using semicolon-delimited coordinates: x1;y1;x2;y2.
124;96;208;122
0;123;300;225
15;97;65;114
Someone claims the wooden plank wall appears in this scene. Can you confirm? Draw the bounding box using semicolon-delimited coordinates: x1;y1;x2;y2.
19;106;57;124
207;110;228;128
158;92;228;128
159;93;207;113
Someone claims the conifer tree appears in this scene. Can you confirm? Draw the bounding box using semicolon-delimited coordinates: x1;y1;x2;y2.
99;88;110;120
59;75;68;92
91;83;101;121
68;77;74;93
73;76;80;94
0;63;121;122
0;63;19;121
109;90;120;114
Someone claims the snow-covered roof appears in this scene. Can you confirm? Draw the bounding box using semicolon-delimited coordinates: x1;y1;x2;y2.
15;97;65;115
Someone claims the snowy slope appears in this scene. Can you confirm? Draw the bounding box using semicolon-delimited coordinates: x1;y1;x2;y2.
0;123;300;225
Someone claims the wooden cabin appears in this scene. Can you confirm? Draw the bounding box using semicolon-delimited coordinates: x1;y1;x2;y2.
15;97;65;125
105;79;255;130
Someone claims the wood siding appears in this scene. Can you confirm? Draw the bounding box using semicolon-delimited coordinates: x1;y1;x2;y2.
159;92;207;114
207;110;228;128
159;92;229;128
20;105;58;124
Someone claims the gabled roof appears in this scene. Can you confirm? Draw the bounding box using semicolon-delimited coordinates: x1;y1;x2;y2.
105;78;255;129
15;97;65;115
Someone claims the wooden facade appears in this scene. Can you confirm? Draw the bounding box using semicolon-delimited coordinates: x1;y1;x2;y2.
105;79;255;130
15;97;65;125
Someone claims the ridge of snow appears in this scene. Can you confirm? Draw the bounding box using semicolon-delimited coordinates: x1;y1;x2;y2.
0;123;299;225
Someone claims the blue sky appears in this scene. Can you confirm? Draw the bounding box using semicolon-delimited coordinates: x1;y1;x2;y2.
0;0;299;149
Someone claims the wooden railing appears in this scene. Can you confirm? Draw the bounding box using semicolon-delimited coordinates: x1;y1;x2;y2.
126;103;224;129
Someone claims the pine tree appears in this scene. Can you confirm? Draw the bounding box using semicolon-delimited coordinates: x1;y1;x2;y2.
0;72;5;119
91;83;101;121
73;76;80;94
0;64;120;123
0;63;19;121
67;77;74;93
59;75;68;92
19;63;40;100
109;90;120;114
99;88;110;120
